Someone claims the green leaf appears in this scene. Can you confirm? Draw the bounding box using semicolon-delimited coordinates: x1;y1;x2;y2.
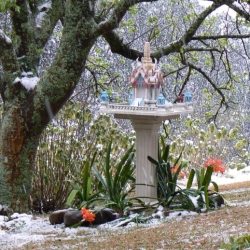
66;190;79;206
113;145;134;191
195;168;201;188
211;181;219;192
202;167;213;190
147;155;159;166
203;186;209;209
0;0;19;12
105;141;113;199
186;169;195;189
82;161;90;201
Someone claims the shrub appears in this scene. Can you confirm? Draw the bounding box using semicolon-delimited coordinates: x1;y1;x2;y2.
161;117;250;172
32;100;134;212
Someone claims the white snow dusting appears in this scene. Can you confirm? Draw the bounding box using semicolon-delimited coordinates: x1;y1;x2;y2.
1;167;250;248
0;30;12;44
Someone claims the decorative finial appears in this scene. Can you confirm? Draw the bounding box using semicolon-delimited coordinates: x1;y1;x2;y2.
142;41;153;70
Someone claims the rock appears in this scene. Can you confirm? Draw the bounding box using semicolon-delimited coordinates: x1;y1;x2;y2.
49;209;72;225
94;208;119;224
64;210;82;227
63;208;119;227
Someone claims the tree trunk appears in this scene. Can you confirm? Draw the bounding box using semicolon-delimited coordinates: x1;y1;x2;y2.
0;0;99;212
0;106;39;212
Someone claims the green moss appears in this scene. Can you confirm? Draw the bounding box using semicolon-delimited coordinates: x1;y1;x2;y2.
0;165;12;207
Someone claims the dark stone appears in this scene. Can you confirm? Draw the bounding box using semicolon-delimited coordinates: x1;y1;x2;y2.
93;208;119;225
49;209;72;225
64;210;82;227
63;208;119;227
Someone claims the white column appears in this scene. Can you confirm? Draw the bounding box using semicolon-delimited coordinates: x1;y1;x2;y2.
131;118;162;204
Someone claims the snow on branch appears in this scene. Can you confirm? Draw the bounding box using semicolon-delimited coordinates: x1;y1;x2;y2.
13;76;40;91
0;30;12;45
35;1;52;29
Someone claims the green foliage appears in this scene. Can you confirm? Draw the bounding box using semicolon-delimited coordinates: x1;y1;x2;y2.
65;152;102;209
220;234;250;250
93;141;139;215
148;137;190;208
128;6;138;15
120;18;135;28
65;140;136;215
186;167;219;209
147;16;158;24
165;116;250;171
0;0;19;12
147;135;223;211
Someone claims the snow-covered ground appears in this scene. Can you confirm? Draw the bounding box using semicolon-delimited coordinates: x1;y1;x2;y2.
1;166;250;249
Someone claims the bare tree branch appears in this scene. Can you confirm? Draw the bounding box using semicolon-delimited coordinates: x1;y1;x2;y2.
103;2;224;61
98;0;159;31
184;47;221;52
173;67;192;103
103;31;142;60
227;1;250;22
191;34;250;40
163;66;188;78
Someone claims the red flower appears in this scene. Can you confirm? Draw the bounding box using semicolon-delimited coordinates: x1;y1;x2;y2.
171;165;179;174
179;172;186;179
81;208;95;222
204;158;226;174
171;166;186;179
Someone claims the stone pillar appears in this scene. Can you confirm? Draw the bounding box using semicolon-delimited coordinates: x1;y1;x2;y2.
131;118;162;203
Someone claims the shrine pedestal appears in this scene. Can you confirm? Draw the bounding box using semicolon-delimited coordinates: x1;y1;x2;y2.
131;118;160;202
115;114;179;203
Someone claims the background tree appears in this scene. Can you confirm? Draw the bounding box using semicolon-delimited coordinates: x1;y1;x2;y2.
1;0;250;212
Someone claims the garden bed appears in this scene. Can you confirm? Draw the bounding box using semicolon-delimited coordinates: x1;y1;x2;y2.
1;181;250;250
